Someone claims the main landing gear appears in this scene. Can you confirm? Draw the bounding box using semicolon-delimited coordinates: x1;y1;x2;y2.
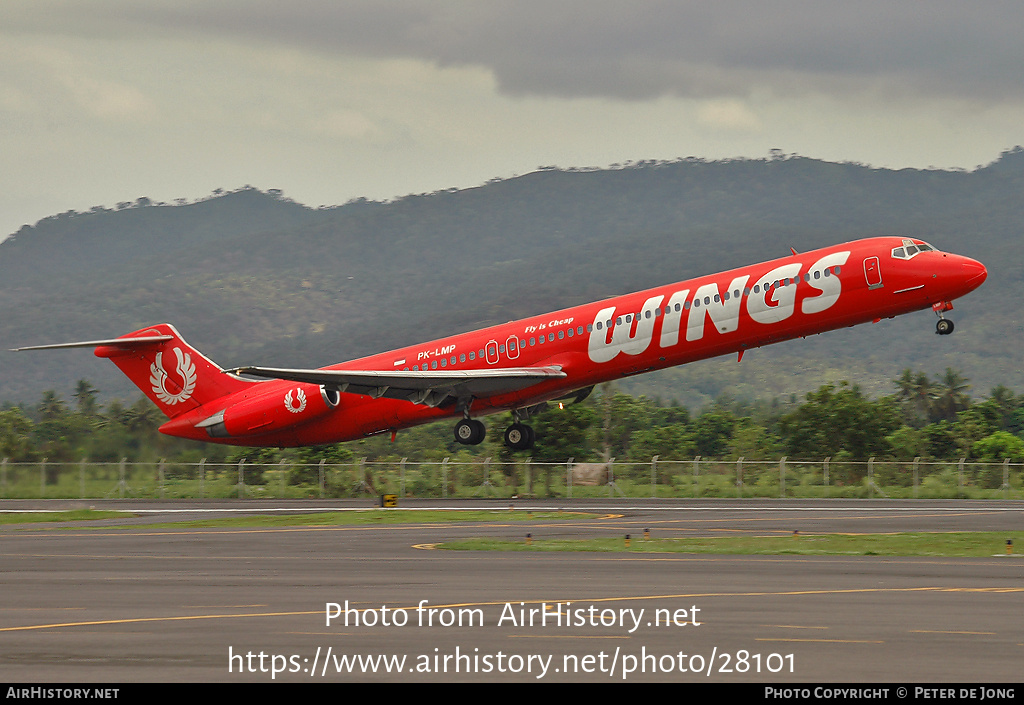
933;300;955;336
453;413;536;450
503;422;535;451
454;418;486;445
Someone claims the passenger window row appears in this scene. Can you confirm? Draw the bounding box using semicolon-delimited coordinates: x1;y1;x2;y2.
402;265;843;370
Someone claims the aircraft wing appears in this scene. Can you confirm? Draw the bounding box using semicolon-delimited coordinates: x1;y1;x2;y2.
224;365;566;407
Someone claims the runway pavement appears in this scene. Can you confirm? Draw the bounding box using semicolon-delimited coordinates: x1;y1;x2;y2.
0;499;1021;683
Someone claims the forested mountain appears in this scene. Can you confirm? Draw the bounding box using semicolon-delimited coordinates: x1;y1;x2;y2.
1;149;1021;408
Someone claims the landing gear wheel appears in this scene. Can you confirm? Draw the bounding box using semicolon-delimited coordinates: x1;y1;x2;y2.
504;423;534;450
454;419;486;445
936;319;954;335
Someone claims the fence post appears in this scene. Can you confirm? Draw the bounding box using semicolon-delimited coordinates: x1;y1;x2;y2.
651;455;658;498
279;459;287;498
199;458;206;499
736;457;744;498
80;458;87;499
823;456;830;496
237;459;245;499
477;456;494;497
779;456;787;498
868;457;874;498
913;457;920;498
318;459;326;498
400;457;407;496
158;458;166;499
692;456;701;497
358;457;369;495
1003;458;1011;498
40;457;47;498
566;457;574;499
118;457;126;498
958;458;966;498
442;457;449;499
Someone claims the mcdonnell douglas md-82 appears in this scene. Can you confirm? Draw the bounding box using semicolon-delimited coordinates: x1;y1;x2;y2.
15;237;986;450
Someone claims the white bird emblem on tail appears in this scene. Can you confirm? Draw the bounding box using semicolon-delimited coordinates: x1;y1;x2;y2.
150;347;198;405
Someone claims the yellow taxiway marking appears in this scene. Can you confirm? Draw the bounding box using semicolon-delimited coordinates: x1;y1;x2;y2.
1;520;616;539
0;610;319;632
508;634;631;639
2;586;1020;633
756;638;884;644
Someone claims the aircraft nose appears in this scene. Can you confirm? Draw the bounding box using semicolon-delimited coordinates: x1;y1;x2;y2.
961;257;987;289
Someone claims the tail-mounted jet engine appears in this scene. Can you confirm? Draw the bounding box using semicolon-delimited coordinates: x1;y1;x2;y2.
198;384;340;438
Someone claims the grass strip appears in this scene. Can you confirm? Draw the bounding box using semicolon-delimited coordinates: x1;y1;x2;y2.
438;532;1024;557
0;510;133;524
121;509;593;529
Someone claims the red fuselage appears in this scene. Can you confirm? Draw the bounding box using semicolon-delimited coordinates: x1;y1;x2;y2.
155;236;986;446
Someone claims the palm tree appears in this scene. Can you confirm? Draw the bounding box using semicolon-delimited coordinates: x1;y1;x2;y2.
894;369;934;426
123;398;160;434
932;368;971;422
73;379;100;416
37;391;66;421
988;385;1017;430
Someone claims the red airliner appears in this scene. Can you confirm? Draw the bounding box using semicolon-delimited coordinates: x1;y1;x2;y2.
15;237;986;449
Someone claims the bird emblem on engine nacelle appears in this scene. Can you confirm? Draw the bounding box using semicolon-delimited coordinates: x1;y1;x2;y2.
284;388;307;413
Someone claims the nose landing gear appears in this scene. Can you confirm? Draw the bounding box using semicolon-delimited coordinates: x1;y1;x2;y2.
933;301;955;336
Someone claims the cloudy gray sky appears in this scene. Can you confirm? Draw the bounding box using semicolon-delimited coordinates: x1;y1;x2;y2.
2;1;1022;237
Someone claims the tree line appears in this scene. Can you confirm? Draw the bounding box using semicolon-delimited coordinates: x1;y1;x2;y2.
2;369;1023;468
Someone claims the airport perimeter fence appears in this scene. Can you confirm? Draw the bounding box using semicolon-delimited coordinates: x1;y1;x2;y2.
1;455;1021;501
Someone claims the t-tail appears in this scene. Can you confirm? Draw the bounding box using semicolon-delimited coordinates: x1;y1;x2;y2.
12;324;255;418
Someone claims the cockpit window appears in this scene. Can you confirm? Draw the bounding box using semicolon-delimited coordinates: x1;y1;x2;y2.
891;238;936;260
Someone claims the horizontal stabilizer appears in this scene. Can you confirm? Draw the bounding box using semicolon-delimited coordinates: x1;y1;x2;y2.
12;324;254;419
226;365;566;407
11;335;174;352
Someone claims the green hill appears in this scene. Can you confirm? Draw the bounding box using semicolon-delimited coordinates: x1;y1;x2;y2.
2;149;1020;408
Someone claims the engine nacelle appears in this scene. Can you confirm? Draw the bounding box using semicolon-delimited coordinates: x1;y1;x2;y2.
201;384;340;438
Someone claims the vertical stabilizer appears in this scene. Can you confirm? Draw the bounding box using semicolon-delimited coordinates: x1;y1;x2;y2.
90;324;254;418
